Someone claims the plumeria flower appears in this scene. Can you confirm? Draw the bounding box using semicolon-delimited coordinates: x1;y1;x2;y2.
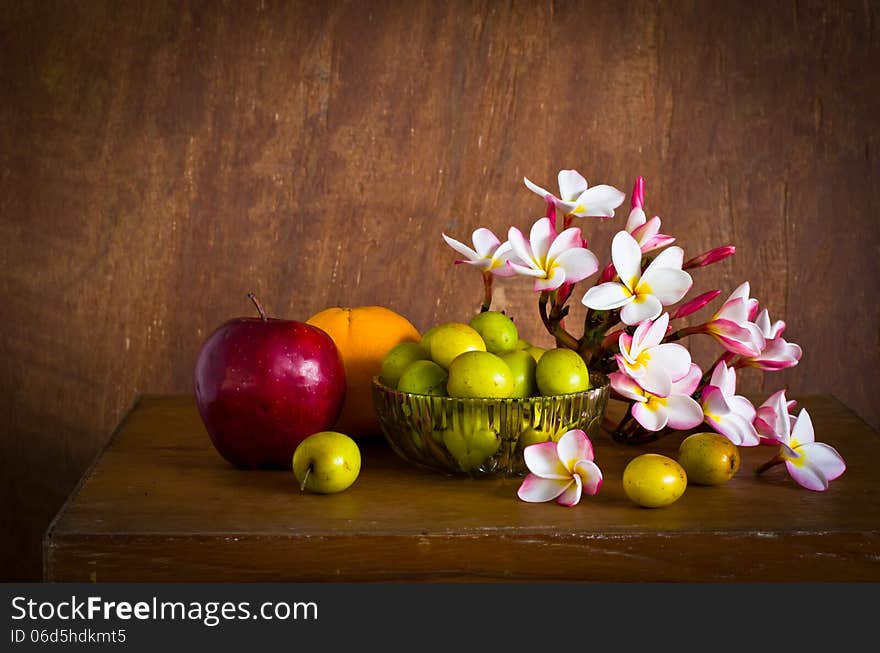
700;363;760;446
683;245;736;270
754;394;846;491
581;230;692;325
614;313;692;397
754;389;798;446
523;169;625;218
517;429;603;507
442;228;516;277
506;217;599;291
625;176;675;253
671;289;722;320
740;308;803;371
611;363;703;432
701;282;765;356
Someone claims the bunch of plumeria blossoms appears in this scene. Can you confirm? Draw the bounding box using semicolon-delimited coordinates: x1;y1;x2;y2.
443;170;846;499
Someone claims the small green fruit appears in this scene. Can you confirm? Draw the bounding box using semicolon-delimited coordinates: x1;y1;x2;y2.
499;350;538;398
535;348;591;396
292;431;361;494
397;360;448;395
468;311;519;354
380;342;429;388
427;322;486;369
446;351;514;398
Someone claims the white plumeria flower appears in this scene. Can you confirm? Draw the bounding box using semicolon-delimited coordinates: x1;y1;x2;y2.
442;227;516;277
754;389;798;446
700;363;760;446
506;217;599;291
517;429;603;507
625;176;675;253
581;230;692;325
523;169;625;218
741;308;803;371
610;364;704;432
754;392;846;491
614;313;692;397
703;282;765;356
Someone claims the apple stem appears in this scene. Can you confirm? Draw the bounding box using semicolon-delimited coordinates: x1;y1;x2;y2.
299;465;312;492
247;292;268;321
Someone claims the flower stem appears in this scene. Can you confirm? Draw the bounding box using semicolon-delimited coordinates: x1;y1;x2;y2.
480;271;493;312
755;450;785;476
665;324;703;342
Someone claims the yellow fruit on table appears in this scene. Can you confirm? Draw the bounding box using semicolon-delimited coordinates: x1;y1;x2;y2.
677;432;741;485
623;453;687;508
306;305;420;437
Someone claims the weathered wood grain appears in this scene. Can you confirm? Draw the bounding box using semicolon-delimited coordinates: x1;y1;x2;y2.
2;0;878;580
44;395;880;582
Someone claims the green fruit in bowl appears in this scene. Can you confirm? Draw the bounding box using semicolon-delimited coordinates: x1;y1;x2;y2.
380;342;429;388
397;360;448;395
427;322;486;369
535;348;591;396
420;324;441;353
514;338;531;350
499;350;538;398
468;311;519;354
518;427;552;449
447;351;514;398
439;415;501;472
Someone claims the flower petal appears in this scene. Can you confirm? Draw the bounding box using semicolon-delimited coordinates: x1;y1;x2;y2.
664;394;705;430
635;362;672;397
471;228;501;258
709;362;736;397
546;226;584;261
570;184;626;217
671;363;702;396
524;177;555;201
632;399;669;431
645;343;691;384
507;226;536;268
796;441;846;482
610;372;648;403
611;230;643;291
626;206;647;233
785;459;829;492
582;281;634;310
728;395;757;422
573;459;603;496
557;169;588;202
640;234;676;253
557;429;594;468
620;294;663;325
552;247;599;284
529;217;556;264
522;441;569;479
442;233;479;261
533;265;566;291
647;245;685;270
555;476;582;506
637;267;692;305
790;408;815;445
517;474;570;502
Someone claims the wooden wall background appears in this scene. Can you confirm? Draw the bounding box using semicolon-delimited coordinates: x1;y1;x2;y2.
2;0;878;580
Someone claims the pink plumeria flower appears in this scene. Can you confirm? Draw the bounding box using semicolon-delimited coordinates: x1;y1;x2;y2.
700;363;760;446
523;169;625;219
755;394;846;491
581;230;693;325
517;429;603;507
442;228;516;277
702;282;765;356
615;313;692;397
740;308;803;371
754;389;799;446
611;364;703;432
506;217;599;291
625;177;675;253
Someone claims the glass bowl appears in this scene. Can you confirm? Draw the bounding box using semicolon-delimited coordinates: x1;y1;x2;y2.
371;371;610;478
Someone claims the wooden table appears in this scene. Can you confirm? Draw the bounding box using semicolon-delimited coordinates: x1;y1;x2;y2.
45;395;880;582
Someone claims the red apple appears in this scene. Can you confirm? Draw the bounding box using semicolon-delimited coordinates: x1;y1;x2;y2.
194;294;346;469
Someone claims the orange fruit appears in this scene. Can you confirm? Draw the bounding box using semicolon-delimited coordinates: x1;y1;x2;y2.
306;306;421;437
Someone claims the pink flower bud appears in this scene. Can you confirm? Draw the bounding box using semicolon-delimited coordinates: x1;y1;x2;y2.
672;289;722;319
599;262;616;283
631;176;645;209
683;245;736;270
